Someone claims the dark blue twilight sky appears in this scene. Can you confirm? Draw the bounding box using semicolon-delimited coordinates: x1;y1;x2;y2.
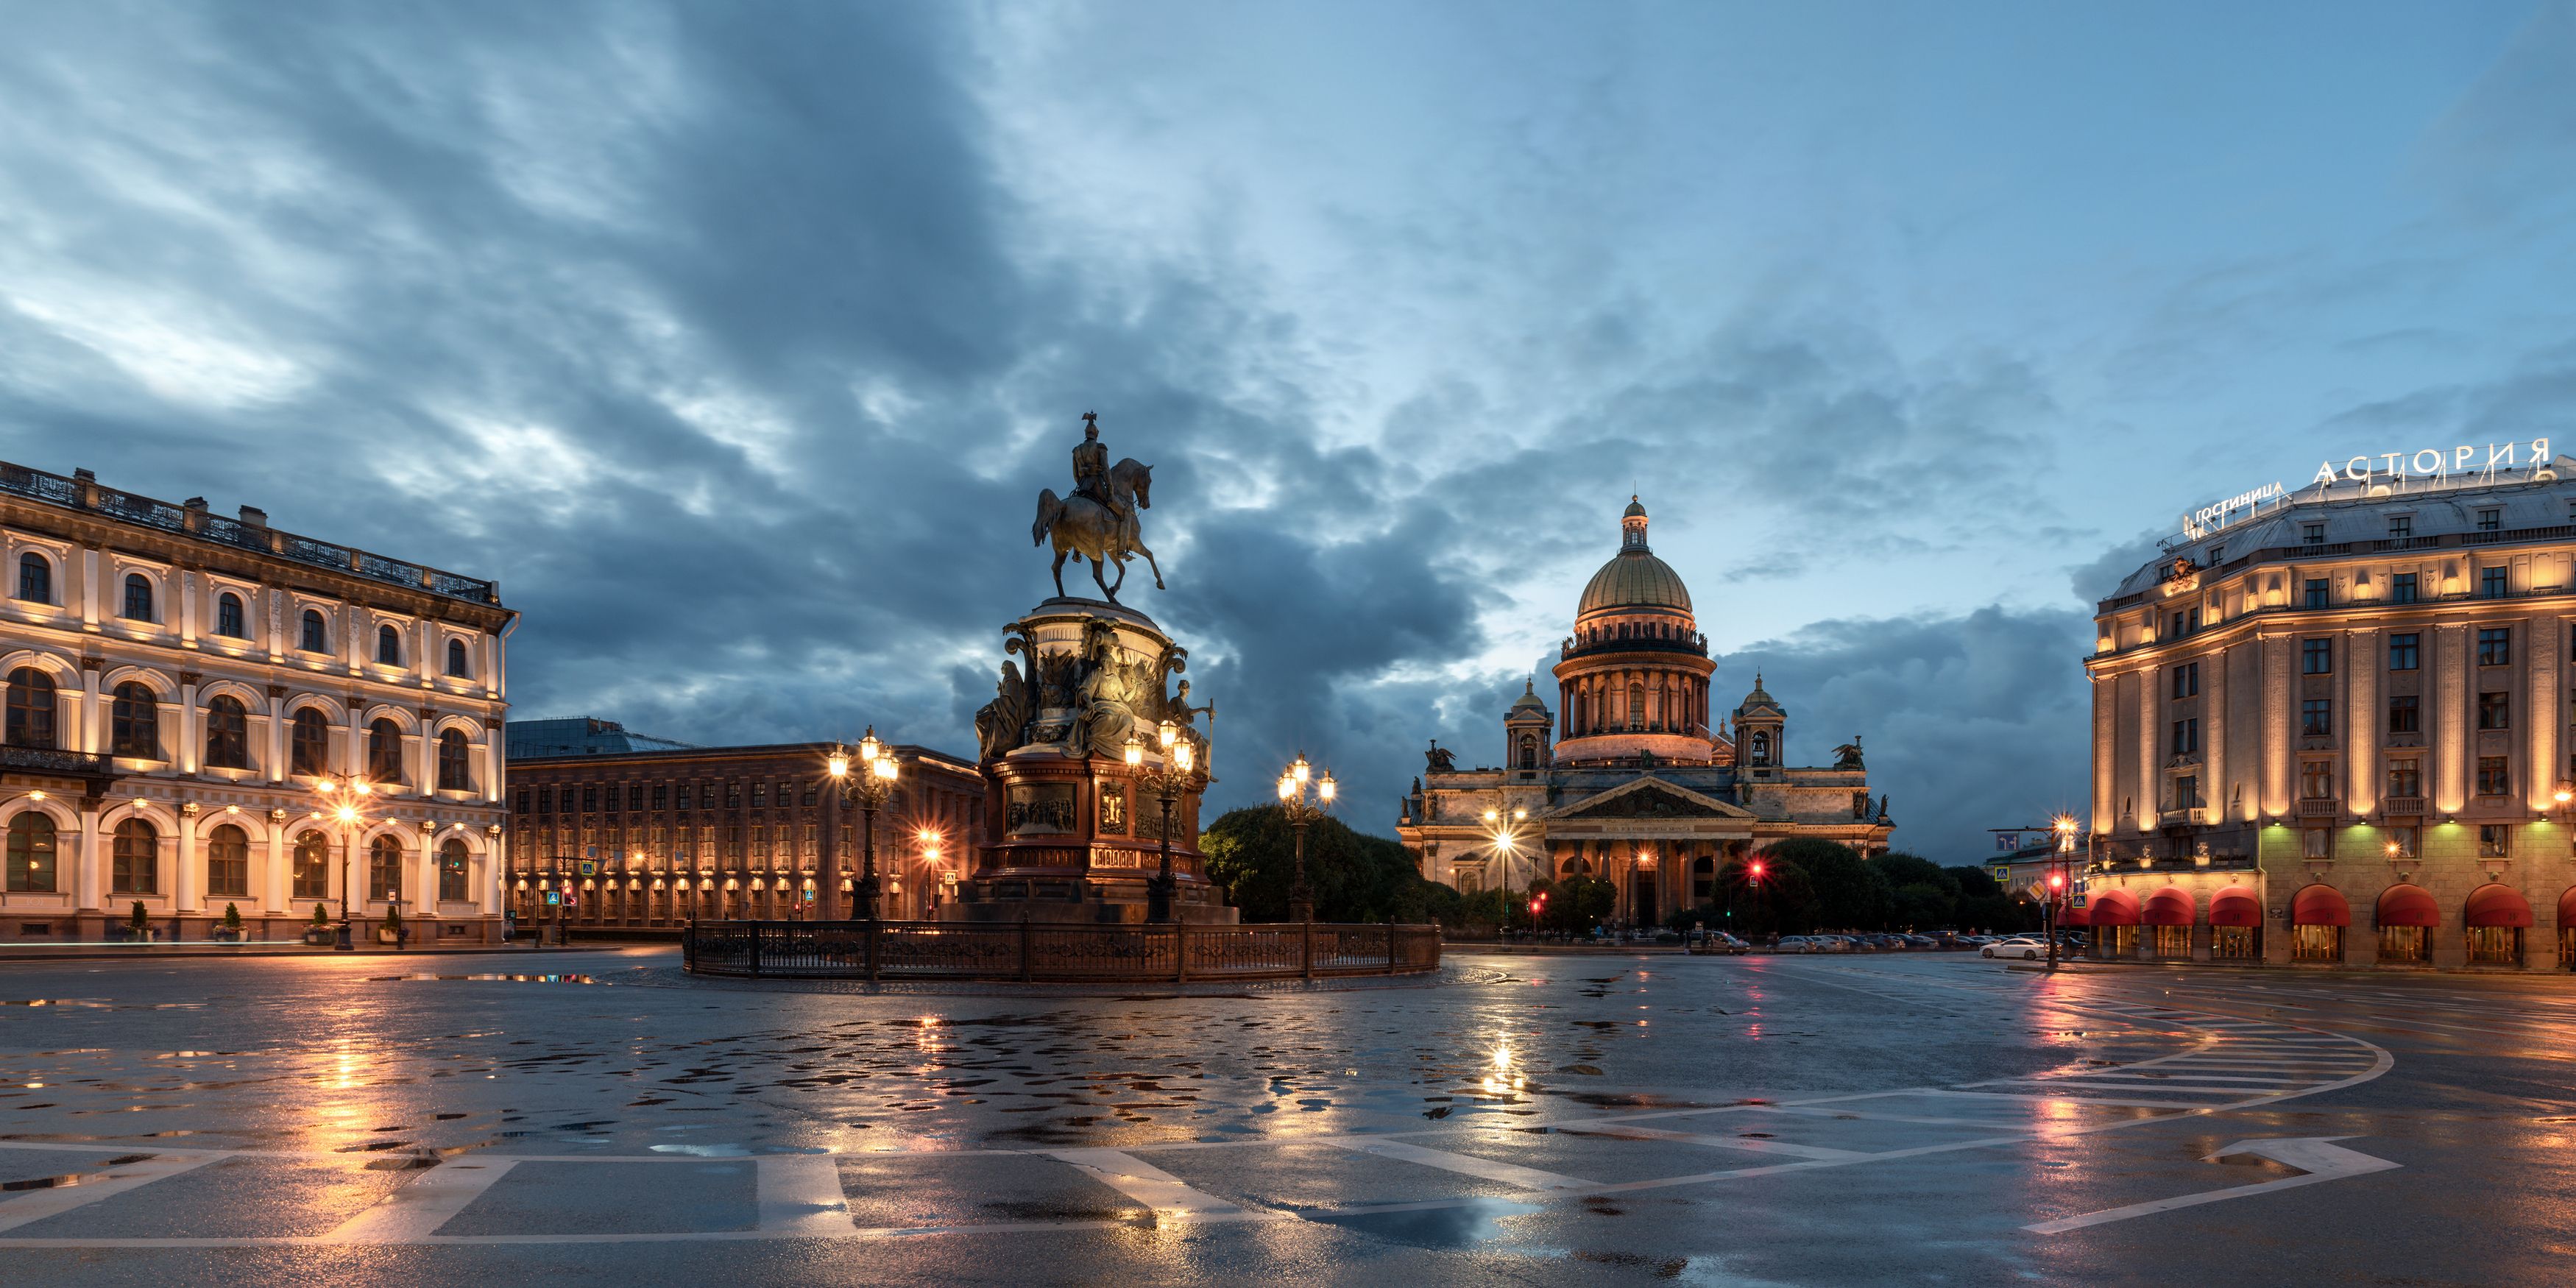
4;3;2572;860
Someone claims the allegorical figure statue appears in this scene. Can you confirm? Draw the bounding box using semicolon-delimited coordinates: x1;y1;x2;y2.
1069;623;1142;757
974;659;1031;760
1832;735;1865;771
1033;411;1166;604
1424;740;1456;773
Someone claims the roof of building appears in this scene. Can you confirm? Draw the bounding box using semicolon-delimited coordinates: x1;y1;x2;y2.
506;717;697;760
1579;498;1694;618
1734;673;1784;718
1507;678;1551;718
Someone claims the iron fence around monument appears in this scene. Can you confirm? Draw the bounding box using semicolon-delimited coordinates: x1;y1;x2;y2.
683;919;1441;982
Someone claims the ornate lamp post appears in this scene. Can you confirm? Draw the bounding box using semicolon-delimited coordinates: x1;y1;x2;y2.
2048;814;2084;972
1482;806;1526;935
310;774;374;952
1125;720;1203;922
826;728;900;921
1275;752;1335;922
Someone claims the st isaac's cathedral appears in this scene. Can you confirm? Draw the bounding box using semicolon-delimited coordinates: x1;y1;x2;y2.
1396;498;1894;927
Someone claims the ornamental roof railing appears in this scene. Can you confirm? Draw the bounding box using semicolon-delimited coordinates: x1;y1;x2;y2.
0;461;500;606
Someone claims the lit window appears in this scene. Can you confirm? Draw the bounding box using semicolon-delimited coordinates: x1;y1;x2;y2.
15;553;50;604
5;667;57;749
2477;756;2510;796
300;609;329;653
216;592;246;639
121;573;154;621
2478;691;2510;730
2300;698;2332;737
376;624;402;665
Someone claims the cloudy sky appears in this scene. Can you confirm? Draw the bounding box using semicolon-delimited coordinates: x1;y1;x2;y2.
5;2;2573;862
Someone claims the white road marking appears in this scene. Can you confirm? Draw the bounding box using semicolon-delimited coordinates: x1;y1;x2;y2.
1323;1137;1598;1192
1560;1124;1869;1161
0;1153;221;1234
2026;1136;2401;1234
324;1159;520;1243
755;1155;855;1238
1045;1148;1248;1219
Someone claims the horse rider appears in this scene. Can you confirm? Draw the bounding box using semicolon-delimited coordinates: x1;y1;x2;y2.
1073;411;1117;513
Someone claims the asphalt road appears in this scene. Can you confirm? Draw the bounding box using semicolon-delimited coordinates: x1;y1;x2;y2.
0;947;2566;1285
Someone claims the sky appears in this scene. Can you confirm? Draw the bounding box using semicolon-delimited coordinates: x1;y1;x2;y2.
4;1;2573;863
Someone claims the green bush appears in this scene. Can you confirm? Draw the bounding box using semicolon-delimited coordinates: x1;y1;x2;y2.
1199;806;1433;923
221;903;243;930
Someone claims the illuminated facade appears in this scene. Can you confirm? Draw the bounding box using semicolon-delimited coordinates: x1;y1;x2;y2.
0;461;512;944
504;732;981;927
1397;498;1892;927
2084;450;2576;969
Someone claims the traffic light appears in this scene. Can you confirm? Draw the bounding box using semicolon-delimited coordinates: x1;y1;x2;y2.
1749;860;1766;885
2048;871;2065;891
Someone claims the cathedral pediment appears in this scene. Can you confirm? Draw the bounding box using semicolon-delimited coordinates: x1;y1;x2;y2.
1554;777;1751;821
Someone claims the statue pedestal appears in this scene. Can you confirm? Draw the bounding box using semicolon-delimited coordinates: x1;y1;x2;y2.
946;598;1236;925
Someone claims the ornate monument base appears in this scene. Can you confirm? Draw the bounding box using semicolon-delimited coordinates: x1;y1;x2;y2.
946;597;1236;925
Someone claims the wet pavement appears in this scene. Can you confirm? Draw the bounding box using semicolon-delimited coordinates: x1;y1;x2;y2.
0;948;2568;1284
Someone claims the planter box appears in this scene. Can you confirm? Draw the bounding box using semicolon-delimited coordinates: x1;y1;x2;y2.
302;928;336;946
210;927;247;943
115;928;160;943
376;927;408;945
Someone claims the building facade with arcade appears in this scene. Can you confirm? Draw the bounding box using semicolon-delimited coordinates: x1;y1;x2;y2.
1395;498;1893;927
2083;445;2576;969
0;461;513;944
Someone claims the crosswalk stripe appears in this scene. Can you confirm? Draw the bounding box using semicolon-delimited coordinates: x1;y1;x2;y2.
0;1153;222;1234
325;1160;521;1243
1563;1125;1869;1161
1323;1138;1598;1192
1047;1149;1246;1218
755;1156;855;1238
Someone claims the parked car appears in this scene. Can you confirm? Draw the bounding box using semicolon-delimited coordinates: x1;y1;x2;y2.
1902;934;1938;949
1687;930;1750;955
1981;937;2048;960
1772;935;1817;954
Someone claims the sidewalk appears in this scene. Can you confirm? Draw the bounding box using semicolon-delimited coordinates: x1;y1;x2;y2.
0;941;626;964
2006;957;2576;980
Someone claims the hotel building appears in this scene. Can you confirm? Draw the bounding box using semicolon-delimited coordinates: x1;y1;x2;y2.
2084;449;2576;969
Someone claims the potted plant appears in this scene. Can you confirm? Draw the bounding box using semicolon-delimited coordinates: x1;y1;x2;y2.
211;903;247;943
378;903;406;946
120;900;157;943
303;903;335;946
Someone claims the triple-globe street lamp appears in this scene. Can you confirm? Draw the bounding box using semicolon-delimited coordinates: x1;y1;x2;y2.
308;774;375;952
1124;719;1204;922
1275;753;1335;922
826;728;900;921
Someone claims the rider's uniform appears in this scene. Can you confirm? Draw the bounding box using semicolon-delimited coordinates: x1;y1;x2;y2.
1072;438;1111;509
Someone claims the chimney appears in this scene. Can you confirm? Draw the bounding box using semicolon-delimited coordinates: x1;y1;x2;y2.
238;505;268;528
182;496;207;533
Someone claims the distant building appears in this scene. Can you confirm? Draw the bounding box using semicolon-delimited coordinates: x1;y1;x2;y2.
2085;448;2576;969
0;461;514;943
503;729;980;927
1397;498;1892;927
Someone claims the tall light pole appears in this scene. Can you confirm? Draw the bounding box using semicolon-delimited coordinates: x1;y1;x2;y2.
1127;720;1203;923
1275;752;1335;922
310;774;374;952
1482;806;1526;935
2048;814;2081;972
827;727;899;921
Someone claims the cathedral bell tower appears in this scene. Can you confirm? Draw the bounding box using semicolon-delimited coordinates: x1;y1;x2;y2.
1504;678;1553;775
1731;673;1787;779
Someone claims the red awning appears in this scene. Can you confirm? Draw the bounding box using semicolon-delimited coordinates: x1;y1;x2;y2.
2058;902;2090;927
2142;887;2196;927
2089;888;2141;927
2292;884;2350;927
2561;888;2576;929
2464;884;2534;929
2376;884;2438;929
2209;886;2261;928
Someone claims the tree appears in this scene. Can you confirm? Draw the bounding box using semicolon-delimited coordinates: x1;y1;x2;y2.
1716;854;1817;937
1763;838;1889;930
1200;806;1432;923
1525;875;1616;933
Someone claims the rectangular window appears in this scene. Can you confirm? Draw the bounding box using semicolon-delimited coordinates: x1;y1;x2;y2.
2388;632;2418;670
2392;573;2418;604
2302;639;2332;673
2465;924;2520;966
2301;760;2334;799
627;784;643;810
537;786;552;814
2304;578;2329;609
2478;627;2511;666
2208;545;2224;565
2171;662;2198;698
2479;690;2510;730
2301;828;2331;859
802;785;818;807
2477;756;2510;796
2388;516;2411;538
2480;824;2509;858
2291;923;2342;962
652;784;669;810
2482;566;2507;598
752;784;768;808
2170;718;2199;756
2302;522;2326;544
2477;507;2502;531
2301;698;2332;736
514;790;528;814
439;849;467;901
2173;775;2201;809
2387;758;2420;799
2388;695;2418;733
582;785;598;812
2388;825;2418;857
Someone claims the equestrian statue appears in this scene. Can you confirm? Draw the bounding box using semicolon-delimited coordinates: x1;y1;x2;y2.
1032;411;1164;604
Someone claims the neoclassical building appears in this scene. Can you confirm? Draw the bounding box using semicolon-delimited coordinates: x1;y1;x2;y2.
2085;448;2576;969
1397;498;1893;926
0;461;514;944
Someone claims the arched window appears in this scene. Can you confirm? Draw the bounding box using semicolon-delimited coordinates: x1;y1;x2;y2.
5;668;56;749
1627;683;1645;730
290;708;332;776
368;834;403;902
206;823;250;898
111;682;160;759
15;553;49;604
216;592;246;638
203;694;250;770
368;718;404;783
1518;734;1538;770
122;573;154;621
292;830;330;899
6;813;56;892
436;729;472;790
376;624;402;666
439;837;470;902
300;609;328;653
445;638;471;679
1749;730;1771;766
112;818;159;894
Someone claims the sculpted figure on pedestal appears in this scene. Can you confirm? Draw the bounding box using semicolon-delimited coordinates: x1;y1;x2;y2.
1033;411;1165;604
974;660;1032;760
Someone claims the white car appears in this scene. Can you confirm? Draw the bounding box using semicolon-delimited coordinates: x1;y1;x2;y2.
1981;938;2048;960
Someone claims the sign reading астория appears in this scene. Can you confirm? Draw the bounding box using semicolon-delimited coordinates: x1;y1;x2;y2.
2180;437;2555;542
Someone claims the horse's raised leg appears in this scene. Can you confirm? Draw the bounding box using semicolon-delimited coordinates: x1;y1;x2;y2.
1129;540;1166;590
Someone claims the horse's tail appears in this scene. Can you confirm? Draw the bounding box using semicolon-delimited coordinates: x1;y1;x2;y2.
1033;489;1062;547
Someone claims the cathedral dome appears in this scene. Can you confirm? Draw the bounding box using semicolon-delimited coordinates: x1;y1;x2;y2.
1577;497;1693;619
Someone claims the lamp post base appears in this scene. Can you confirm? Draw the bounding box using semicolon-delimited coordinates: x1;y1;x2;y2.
1288;885;1314;923
1146;873;1175;923
333;924;353;952
853;875;882;921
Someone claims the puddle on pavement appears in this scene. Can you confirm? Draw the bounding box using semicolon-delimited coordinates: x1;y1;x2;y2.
1306;1197;1540;1248
367;974;605;985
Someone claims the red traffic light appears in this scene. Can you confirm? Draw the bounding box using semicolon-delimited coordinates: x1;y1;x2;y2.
1527;900;1541;916
2048;872;2065;889
1749;860;1765;880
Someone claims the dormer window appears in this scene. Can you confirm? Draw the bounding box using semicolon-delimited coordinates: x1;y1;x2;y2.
2477;508;2501;532
2388;516;2410;539
2301;522;2326;544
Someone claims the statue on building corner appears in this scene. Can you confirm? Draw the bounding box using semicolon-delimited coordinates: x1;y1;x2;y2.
1425;739;1456;773
1833;735;1865;771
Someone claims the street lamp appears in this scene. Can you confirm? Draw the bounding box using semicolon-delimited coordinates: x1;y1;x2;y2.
1275;751;1334;921
1126;720;1206;922
310;775;374;952
1482;805;1527;935
826;727;900;921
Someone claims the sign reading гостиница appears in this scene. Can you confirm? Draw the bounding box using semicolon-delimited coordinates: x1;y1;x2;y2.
2182;438;2558;542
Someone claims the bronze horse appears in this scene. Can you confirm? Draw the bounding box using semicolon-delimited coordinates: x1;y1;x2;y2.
1033;457;1164;603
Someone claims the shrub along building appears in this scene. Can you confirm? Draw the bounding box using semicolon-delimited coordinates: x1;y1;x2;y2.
2084;444;2576;969
0;461;514;944
1396;498;1894;927
503;718;981;929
